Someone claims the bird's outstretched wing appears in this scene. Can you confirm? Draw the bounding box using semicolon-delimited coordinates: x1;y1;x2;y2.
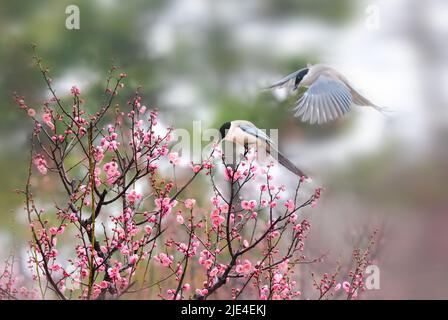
239;123;274;145
293;74;352;124
265;68;306;90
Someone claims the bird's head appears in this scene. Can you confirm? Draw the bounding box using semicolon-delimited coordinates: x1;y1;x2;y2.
293;68;309;90
219;121;231;140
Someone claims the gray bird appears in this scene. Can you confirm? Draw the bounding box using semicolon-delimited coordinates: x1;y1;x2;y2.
267;64;389;124
219;120;309;179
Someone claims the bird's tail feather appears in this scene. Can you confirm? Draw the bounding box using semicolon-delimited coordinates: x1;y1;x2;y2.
269;147;309;180
371;104;396;118
350;88;396;119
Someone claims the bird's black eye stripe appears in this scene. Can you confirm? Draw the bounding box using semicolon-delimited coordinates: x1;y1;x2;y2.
219;122;231;139
294;68;309;87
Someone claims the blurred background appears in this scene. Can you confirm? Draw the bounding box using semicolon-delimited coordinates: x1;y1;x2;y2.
1;0;448;299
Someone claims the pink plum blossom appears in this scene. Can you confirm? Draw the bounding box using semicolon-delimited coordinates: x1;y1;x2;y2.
242;200;257;211
103;161;120;185
184;198;196;209
155;197;177;215
168;152;181;166
32;154;48;175
285;199;295;212
42;112;55;130
127;190;142;205
342;281;351;293
27;108;36;117
70;86;81;96
176;214;184;224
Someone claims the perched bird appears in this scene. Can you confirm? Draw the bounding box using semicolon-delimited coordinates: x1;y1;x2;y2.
219;120;309;179
267;64;389;124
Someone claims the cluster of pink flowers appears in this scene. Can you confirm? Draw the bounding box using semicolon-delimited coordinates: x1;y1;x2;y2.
154;253;174;267
42;111;55;131
93;146;105;163
32;154;48;175
224;166;244;182
198;250;214;270
184;198;196;209
103;161;120;185
100;128;120;152
70;86;81;96
1;257;41;300
241;200;257;211
8;63;381;301
235;259;253;275
168;152;181;166
154;197;177;215
210;208;225;228
335;281;352;294
284;199;295;212
127;190;142;205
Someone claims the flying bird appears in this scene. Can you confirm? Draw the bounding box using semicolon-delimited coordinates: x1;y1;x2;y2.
267;64;389;124
219;120;309;179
